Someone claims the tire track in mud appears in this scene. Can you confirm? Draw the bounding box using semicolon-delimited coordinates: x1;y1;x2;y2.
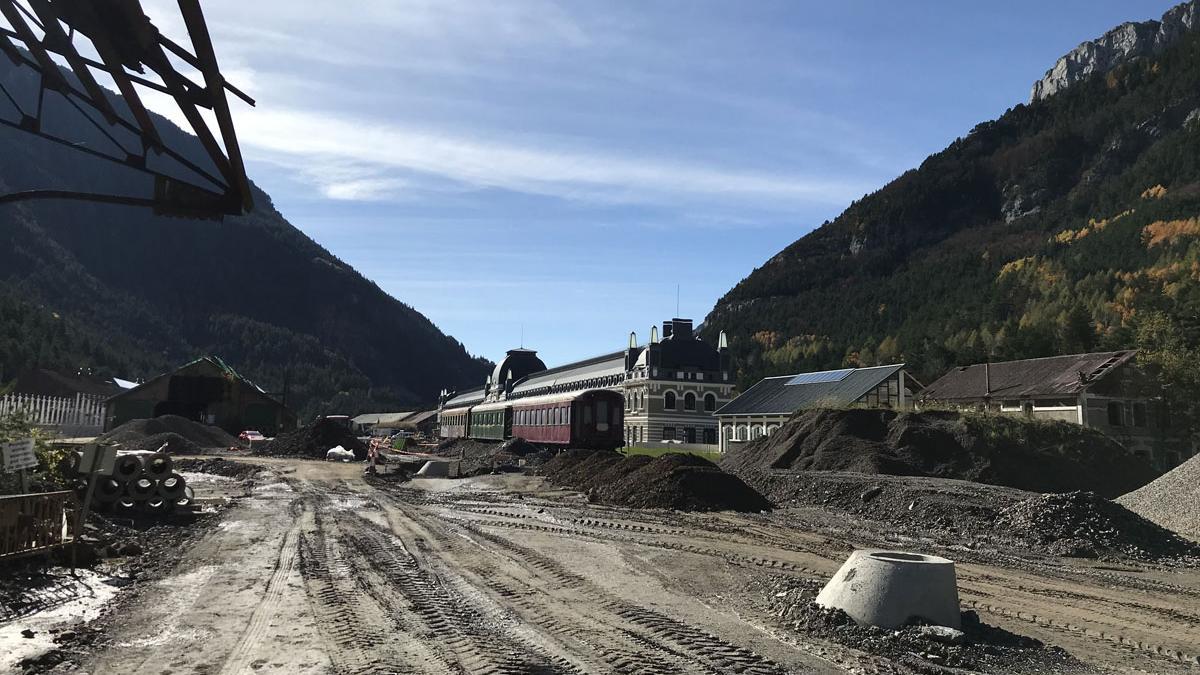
218;515;303;675
379;493;797;675
297;508;401;675
337;511;582;675
446;514;828;577
966;599;1200;669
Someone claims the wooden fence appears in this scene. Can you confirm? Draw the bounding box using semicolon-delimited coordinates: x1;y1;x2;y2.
0;392;106;435
0;491;75;560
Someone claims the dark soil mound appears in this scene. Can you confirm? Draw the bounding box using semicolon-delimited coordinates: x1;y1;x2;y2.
997;491;1200;560
98;415;238;452
174;458;262;479
543;450;771;512
764;576;1080;673
440;437;552;475
722;408;1157;498
258;419;368;460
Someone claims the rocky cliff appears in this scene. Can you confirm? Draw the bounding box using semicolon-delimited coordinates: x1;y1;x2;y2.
1030;0;1199;102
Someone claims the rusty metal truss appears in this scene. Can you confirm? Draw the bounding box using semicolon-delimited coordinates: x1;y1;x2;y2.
0;0;253;217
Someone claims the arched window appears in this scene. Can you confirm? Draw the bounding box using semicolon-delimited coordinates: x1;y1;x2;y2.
665;391;677;410
704;393;716;412
724;425;733;439
766;424;779;436
737;424;748;441
684;392;696;411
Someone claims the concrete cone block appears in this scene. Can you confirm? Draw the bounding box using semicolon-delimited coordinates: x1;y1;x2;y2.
815;550;961;630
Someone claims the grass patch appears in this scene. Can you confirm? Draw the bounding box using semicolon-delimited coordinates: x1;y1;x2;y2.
621;446;723;463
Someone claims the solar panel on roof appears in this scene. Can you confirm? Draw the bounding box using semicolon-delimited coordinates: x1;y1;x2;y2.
785;368;854;386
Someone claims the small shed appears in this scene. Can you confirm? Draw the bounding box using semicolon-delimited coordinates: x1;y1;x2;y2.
104;356;296;436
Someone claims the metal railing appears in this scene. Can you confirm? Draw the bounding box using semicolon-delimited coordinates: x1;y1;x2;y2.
0;491;75;561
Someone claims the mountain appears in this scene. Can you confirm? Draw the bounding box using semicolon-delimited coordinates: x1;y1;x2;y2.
704;1;1200;410
1031;1;1199;101
0;58;490;419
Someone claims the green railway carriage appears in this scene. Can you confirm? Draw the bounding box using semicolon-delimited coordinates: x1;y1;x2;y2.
469;402;511;441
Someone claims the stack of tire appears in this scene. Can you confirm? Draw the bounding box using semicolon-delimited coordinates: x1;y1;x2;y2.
61;450;194;515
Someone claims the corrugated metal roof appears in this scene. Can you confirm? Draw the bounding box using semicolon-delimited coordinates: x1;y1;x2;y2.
715;364;905;416
920;350;1136;401
443;387;485;408
508;350;625;396
352;411;415;426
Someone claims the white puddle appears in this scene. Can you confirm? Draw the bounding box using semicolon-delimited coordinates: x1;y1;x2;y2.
0;569;124;672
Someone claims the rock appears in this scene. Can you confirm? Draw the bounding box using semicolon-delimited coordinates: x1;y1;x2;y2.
860;486;882;502
118;541;143;556
1030;1;1200;102
21;628;35;638
918;625;966;646
1185;108;1200;132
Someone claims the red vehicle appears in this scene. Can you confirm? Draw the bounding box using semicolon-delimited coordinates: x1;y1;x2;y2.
511;389;623;450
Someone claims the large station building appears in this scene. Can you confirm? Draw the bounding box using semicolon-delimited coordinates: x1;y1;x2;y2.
439;318;733;449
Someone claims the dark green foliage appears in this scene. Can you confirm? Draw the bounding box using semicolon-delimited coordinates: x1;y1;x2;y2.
0;60;490;419
705;30;1200;433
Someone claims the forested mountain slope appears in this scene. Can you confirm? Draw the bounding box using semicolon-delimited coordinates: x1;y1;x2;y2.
0;58;489;419
705;3;1200;418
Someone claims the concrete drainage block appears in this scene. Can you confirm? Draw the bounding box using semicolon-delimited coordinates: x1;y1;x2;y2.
815;550;961;630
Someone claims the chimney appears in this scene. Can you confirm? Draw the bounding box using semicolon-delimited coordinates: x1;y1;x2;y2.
662;321;673;339
671;318;693;340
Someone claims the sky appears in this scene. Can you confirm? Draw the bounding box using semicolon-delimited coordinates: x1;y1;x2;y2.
131;0;1179;366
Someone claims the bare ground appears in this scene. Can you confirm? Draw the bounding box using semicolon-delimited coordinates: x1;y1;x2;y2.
10;458;1200;674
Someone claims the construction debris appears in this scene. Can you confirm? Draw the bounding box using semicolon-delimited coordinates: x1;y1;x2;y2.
815;550;961;629
764;575;1082;673
542;450;772;512
62;451;191;515
1118;452;1200;542
996;491;1200;560
257;418;368;460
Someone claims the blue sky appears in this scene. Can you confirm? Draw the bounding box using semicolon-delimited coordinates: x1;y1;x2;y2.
142;0;1181;366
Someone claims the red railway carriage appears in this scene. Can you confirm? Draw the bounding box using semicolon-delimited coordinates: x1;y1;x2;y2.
511;389;623;450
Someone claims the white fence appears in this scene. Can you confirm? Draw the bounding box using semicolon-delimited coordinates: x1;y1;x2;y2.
0;392;106;436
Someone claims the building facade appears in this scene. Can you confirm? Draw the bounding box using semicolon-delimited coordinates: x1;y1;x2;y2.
919;350;1193;470
714;364;918;454
438;318;733;450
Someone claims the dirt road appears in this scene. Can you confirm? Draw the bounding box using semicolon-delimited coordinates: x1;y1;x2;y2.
63;460;1200;674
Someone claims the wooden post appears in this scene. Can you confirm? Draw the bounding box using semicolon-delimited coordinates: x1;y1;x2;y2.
71;471;98;575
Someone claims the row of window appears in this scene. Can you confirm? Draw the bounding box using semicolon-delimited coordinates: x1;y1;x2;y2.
723;423;780;441
472;411;504;426
1106;401;1159;428
663;391;717;412
623;426;717;444
515;406;570;427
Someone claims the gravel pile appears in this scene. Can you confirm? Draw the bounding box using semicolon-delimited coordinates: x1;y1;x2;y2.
98;415;238;453
763;576;1081;674
257;419;368;460
1118;453;1200;542
996;491;1200;560
722;408;1158;498
174;458;262;479
438;437;554;475
542;450;772;512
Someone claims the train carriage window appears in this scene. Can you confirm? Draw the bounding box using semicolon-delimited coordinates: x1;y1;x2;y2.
583;404;593;425
684;392;696;411
597;400;608;425
665;391;677;410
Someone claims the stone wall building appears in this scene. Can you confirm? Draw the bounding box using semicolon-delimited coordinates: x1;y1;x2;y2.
920;350;1193;470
